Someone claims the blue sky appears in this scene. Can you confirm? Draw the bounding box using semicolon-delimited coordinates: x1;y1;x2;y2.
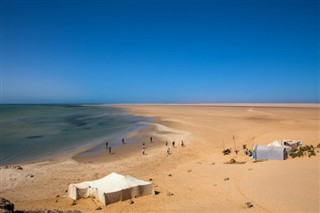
2;0;319;103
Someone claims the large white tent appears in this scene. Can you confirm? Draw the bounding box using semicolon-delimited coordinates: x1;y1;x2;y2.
68;172;154;205
252;145;287;160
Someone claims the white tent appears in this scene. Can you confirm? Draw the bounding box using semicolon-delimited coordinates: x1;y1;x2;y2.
252;145;287;160
68;172;154;205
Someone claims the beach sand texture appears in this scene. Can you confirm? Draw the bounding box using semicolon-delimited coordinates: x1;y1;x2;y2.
1;104;319;212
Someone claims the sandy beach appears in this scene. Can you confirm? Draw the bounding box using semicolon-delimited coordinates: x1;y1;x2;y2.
1;104;319;212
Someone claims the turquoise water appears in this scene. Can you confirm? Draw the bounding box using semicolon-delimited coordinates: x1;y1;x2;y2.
0;105;150;165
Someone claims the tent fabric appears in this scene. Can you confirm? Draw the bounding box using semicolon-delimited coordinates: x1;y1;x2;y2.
253;145;287;160
68;172;154;205
267;141;292;154
267;140;302;154
284;140;302;151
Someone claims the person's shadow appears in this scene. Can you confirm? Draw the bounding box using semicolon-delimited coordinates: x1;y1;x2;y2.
107;149;115;155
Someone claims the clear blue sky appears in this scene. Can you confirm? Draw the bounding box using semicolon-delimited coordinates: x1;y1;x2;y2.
1;0;319;103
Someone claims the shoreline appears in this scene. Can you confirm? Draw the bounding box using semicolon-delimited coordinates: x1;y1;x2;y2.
72;118;192;164
0;106;152;167
111;103;320;108
0;107;188;167
3;104;317;166
71;121;152;163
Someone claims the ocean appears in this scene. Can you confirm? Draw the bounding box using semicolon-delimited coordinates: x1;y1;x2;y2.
0;104;151;166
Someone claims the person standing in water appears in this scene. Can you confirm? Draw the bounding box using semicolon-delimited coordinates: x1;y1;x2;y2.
105;141;109;149
108;146;112;154
122;138;125;144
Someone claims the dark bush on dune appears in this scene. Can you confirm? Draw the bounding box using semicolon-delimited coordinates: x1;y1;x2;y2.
290;145;316;158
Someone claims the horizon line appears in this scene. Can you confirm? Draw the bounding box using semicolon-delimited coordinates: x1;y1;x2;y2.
2;102;319;105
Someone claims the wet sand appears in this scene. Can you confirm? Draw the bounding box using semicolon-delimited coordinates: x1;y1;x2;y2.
1;104;319;212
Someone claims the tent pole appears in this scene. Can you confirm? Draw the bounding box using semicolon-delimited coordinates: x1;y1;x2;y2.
233;135;236;153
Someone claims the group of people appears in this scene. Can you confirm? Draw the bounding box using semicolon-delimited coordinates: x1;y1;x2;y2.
142;139;185;156
222;144;253;157
105;137;126;154
166;140;185;155
105;137;186;156
140;137;157;155
165;140;185;147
